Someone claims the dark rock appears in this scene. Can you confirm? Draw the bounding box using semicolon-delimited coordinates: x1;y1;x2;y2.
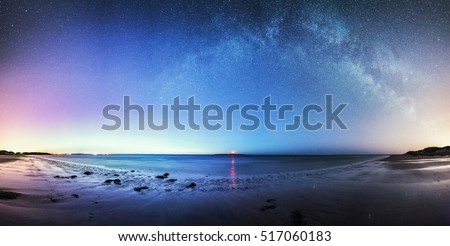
167;178;177;183
260;205;277;211
163;173;170;177
130;170;135;172
70;175;77;179
133;186;149;192
50;198;58;203
165;189;172;192
186;182;197;188
155;175;166;179
0;190;21;200
54;175;71;179
71;194;79;198
84;171;93;175
104;179;113;184
113;174;120;177
267;198;277;203
113;179;121;185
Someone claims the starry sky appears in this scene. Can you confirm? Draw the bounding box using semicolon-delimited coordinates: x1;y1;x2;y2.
0;0;449;154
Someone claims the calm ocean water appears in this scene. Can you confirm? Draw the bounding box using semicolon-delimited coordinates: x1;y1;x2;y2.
47;154;381;178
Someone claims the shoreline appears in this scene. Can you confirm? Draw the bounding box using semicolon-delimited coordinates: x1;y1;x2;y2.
2;155;450;225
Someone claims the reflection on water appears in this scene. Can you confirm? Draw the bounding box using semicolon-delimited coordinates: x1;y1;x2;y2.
384;157;450;170
229;157;237;188
398;158;450;164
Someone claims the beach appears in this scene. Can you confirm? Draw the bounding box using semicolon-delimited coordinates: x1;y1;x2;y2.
1;154;450;226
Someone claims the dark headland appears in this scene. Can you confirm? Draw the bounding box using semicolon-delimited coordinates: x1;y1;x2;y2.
406;146;450;156
384;146;450;161
0;150;51;155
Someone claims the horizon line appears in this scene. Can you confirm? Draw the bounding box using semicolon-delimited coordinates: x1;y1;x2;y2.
1;150;395;156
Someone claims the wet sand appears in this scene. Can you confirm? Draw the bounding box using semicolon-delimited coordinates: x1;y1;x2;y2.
1;155;450;225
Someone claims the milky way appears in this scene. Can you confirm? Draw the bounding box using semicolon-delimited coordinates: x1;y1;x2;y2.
0;1;449;154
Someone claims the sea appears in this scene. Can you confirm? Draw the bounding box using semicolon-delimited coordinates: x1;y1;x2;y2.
46;154;381;178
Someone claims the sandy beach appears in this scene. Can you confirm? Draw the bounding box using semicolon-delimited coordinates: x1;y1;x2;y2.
1;155;450;225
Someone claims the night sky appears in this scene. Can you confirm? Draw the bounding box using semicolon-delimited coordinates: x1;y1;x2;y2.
1;0;449;154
